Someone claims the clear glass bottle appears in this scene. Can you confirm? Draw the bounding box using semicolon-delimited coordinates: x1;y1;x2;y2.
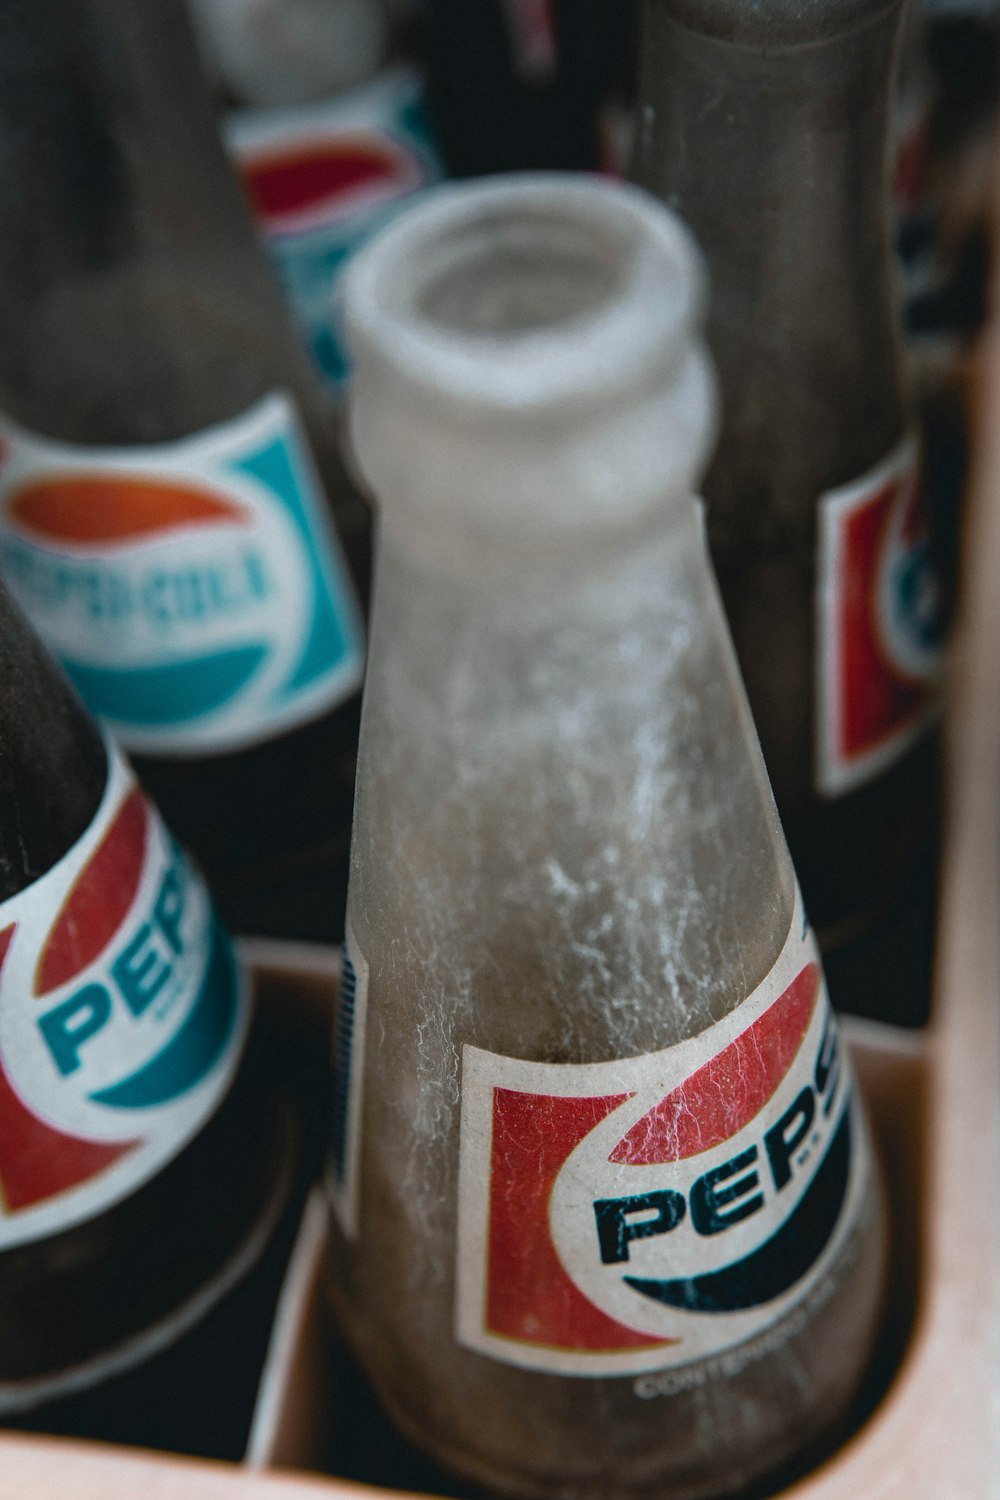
630;0;946;1021
327;175;886;1500
0;0;369;941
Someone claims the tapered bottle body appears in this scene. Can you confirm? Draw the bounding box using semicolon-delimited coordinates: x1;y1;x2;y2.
0;0;369;940
0;581;289;1403
326;176;886;1499
631;0;945;1004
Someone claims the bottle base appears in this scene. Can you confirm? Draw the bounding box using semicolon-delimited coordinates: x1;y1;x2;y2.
0;1089;297;1420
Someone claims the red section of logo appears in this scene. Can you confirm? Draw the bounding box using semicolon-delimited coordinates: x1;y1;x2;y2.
610;964;819;1166
7;475;245;546
487;1088;672;1351
241;136;416;233
0;926;136;1212
894;113;930;217
837;468;935;763
35;790;148;997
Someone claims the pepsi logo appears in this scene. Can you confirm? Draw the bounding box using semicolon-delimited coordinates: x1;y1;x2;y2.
0;762;243;1240
0;462;312;749
459;934;863;1375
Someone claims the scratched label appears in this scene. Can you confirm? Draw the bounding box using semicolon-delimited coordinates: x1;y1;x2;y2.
456;890;869;1376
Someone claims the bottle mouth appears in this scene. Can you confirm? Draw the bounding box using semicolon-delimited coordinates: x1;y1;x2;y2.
644;0;902;49
343;174;706;418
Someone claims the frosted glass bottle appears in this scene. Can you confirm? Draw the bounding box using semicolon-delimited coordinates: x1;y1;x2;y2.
328;176;886;1500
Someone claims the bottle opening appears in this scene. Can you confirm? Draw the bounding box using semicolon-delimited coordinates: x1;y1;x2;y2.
344;175;706;416
414;209;629;338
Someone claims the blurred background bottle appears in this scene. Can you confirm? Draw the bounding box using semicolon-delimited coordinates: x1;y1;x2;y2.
0;0;369;942
631;0;947;1024
423;0;637;175
189;0;393;107
893;0;999;608
203;0;446;401
0;578;293;1422
328;174;886;1499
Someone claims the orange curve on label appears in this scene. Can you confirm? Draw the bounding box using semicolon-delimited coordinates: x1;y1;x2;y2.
609;963;820;1165
8;474;245;545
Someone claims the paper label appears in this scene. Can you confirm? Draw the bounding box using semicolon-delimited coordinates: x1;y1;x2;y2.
456;893;868;1377
228;67;443;393
0;740;248;1247
0;391;364;755
815;439;944;797
329;920;369;1237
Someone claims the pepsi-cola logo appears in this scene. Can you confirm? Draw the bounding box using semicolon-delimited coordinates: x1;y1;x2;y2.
0;781;241;1214
0;462;311;747
462;952;860;1374
241;132;423;237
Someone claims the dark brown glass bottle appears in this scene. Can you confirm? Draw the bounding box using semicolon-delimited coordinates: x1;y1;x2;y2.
0;0;369;942
425;0;635;174
0;580;290;1406
631;0;945;1021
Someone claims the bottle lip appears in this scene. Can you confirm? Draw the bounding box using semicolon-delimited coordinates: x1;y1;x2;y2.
644;0;902;50
342;173;706;420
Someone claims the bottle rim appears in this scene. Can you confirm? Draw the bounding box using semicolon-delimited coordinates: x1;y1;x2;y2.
342;173;706;420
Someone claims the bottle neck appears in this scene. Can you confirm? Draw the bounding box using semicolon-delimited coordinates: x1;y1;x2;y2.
0;587;107;900
375;478;707;602
632;1;907;547
0;0;325;446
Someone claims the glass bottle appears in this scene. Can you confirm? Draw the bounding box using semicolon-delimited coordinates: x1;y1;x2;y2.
631;0;946;1019
327;174;886;1499
0;580;291;1405
0;0;368;941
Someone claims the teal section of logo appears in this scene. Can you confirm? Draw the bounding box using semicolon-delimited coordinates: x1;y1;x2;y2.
62;645;267;726
89;915;240;1110
271;197;415;389
232;426;361;705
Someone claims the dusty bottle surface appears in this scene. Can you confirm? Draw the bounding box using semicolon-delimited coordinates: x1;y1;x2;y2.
630;0;946;1002
326;176;887;1500
0;581;291;1404
0;0;368;941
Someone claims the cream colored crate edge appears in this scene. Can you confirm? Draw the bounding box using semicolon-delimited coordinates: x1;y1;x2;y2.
772;329;1000;1497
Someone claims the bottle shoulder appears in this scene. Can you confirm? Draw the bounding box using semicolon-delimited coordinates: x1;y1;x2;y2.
644;0;901;50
